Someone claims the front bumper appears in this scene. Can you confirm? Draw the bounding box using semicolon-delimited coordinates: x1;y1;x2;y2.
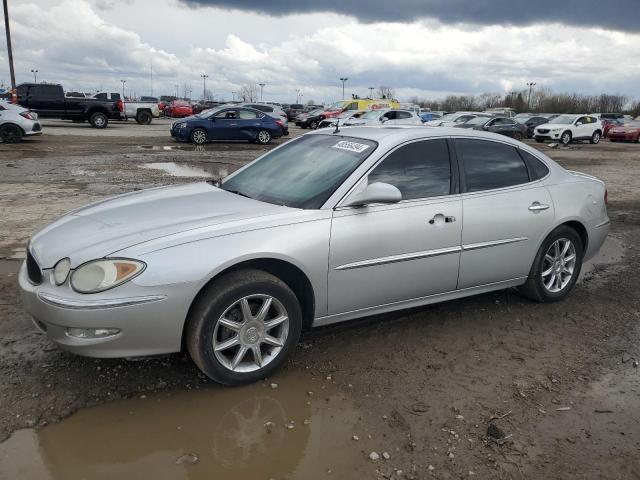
18;262;193;358
534;130;562;141
170;126;191;142
608;131;638;141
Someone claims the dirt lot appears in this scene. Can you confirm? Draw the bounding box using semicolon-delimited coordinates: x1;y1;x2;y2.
1;119;639;479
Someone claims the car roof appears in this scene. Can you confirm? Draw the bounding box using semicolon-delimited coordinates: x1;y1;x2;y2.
305;125;525;145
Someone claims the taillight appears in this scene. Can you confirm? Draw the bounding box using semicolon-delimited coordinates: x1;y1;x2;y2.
117;99;124;112
604;189;608;205
20;111;35;120
276;120;283;127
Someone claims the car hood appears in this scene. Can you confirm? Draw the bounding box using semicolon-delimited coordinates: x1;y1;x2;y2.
29;182;290;268
534;123;566;130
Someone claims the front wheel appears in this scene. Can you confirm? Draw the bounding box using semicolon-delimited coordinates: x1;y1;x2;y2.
590;130;601;144
309;120;319;129
190;128;207;145
513;131;523;141
89;111;108;129
0;124;23;143
518;225;583;303
186;269;302;385
560;131;572;145
256;130;271;145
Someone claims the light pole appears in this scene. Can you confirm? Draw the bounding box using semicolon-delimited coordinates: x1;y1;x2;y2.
526;82;536;109
200;74;208;101
258;82;265;101
340;77;348;99
295;88;301;104
368;86;374;98
120;79;126;100
232;91;236;101
175;84;179;99
3;0;16;89
30;69;38;83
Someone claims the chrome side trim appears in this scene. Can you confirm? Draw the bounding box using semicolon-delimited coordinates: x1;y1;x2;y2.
595;219;610;228
38;293;167;310
462;237;528;252
335;246;462;271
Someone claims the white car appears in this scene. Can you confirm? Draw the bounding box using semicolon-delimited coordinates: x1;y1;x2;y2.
424;112;490;127
0;101;42;143
534;114;603;145
343;109;422;126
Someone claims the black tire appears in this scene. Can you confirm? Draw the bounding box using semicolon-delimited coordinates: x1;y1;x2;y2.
560;130;572;145
136;110;152;125
89;111;108;129
186;269;302;385
190;128;207;145
518;225;584;303
589;130;601;144
309;120;319;130
256;130;271;145
0;124;23;143
513;131;523;141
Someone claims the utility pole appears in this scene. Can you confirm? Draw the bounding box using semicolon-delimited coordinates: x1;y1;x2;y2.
526;82;536;109
295;88;301;104
201;74;208;100
258;82;265;101
231;91;236;101
3;0;16;90
30;69;38;83
368;86;374;98
150;60;153;96
174;84;179;99
120;79;126;100
340;77;348;99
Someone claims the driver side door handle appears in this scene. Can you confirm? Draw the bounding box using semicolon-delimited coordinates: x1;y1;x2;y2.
528;202;550;212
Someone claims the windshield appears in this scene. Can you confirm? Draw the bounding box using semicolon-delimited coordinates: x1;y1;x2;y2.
465;116;489;126
439;113;460;122
326;101;347;112
221;135;377;209
361;110;383;119
197;106;224;118
622;121;640;127
549;115;576;124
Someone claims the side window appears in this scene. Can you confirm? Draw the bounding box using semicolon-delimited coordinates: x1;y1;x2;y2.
368;139;451;200
383;111;396;120
519;150;550;180
576;116;587;125
94;92;107;100
215;109;237;119
455;115;472;123
239;109;259;119
347;102;358;110
33;85;60;97
396;111;412;119
457;139;529;192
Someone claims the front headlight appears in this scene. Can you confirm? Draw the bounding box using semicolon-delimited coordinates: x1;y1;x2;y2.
70;259;145;293
175;122;187;129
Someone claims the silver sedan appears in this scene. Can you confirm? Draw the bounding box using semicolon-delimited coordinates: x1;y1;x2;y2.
19;127;610;384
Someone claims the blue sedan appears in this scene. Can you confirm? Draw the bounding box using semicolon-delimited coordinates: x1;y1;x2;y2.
171;106;284;145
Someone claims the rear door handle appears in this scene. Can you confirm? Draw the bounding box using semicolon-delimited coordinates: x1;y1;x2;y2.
529;202;549;212
429;214;456;224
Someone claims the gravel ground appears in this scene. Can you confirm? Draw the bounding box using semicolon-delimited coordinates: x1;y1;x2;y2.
1;121;639;478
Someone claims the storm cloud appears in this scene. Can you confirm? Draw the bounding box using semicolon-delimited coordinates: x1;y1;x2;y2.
181;0;640;32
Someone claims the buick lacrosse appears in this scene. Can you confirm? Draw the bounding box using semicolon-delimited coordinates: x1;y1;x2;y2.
19;127;609;384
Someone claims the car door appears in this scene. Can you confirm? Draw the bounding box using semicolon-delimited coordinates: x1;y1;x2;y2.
573;116;591;139
236;109;263;140
455;138;554;289
209;109;241;140
328;138;462;315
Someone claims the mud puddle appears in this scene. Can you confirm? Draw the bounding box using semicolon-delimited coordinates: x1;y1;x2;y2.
140;162;219;178
138;145;209;152
0;371;371;480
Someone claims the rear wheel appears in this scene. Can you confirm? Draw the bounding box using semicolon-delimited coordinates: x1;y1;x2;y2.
191;128;207;145
89;111;108;129
309;120;319;129
560;131;572;145
136;110;152;125
519;225;583;303
186;269;302;385
256;130;271;145
590;130;601;144
513;131;523;141
0;124;23;143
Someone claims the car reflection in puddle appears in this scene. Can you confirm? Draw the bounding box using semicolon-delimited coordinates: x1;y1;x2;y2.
0;371;368;480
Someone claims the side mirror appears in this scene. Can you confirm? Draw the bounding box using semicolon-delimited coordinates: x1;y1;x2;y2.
209;116;215;121
342;182;402;207
575;121;583;126
380;117;388;123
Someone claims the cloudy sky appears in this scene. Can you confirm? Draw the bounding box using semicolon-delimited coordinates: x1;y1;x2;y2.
2;0;639;103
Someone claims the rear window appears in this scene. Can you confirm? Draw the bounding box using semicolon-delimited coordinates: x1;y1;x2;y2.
519;150;550;180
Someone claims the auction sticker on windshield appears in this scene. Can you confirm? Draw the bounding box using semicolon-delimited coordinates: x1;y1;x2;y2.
332;140;371;154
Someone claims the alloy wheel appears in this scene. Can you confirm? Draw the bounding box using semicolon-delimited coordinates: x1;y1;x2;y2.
541;238;576;293
192;129;206;144
561;132;571;145
258;131;270;144
212;294;289;373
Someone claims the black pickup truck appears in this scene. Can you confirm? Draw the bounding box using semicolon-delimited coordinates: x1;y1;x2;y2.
16;83;123;128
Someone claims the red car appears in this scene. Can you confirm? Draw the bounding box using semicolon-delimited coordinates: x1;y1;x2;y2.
602;118;624;137
166;100;193;118
608;121;640;143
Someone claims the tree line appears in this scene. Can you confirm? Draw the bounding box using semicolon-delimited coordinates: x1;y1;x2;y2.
409;89;639;116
